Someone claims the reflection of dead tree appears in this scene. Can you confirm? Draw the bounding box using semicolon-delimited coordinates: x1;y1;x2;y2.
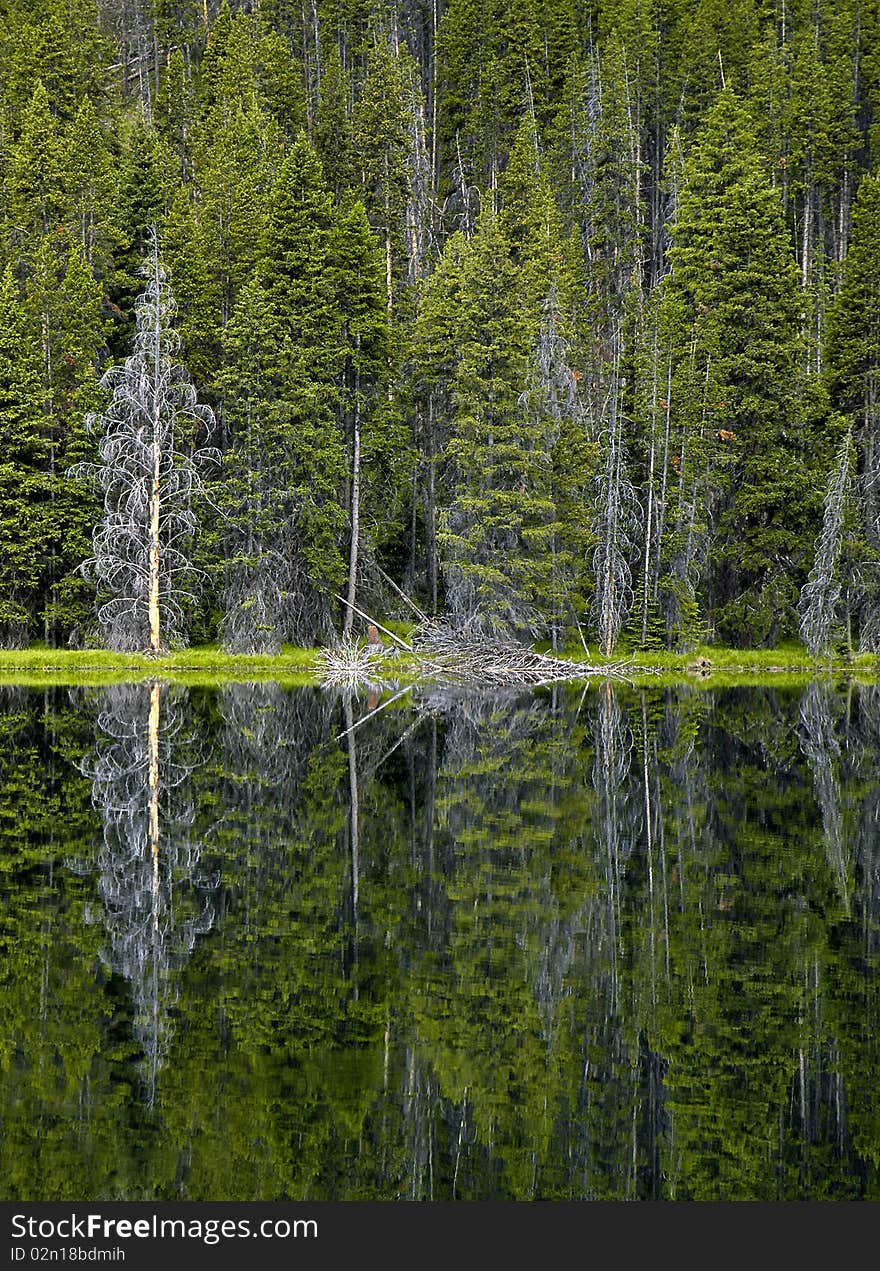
797;682;851;913
592;682;639;1011
401;1045;443;1199
845;685;880;946
78;681;217;1103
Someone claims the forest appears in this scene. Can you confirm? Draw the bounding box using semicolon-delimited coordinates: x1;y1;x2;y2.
2;0;880;657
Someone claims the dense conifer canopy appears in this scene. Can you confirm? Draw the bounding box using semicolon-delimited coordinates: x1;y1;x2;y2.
1;0;879;652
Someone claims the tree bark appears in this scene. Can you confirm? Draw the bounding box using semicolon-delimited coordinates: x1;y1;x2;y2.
344;356;361;638
148;431;161;653
344;418;361;637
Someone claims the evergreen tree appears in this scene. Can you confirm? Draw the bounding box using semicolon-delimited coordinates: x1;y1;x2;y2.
659;86;813;646
24;235;106;642
155;48;193;178
62;96;121;280
112;113;180;355
0;266;50;645
314;46;356;201
352;36;414;315
6;81;65;252
435;216;558;638
217;134;347;651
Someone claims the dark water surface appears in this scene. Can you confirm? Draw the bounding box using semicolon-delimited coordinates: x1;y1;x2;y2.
1;678;879;1201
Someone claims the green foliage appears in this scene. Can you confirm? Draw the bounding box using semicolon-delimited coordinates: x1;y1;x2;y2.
0;267;50;644
660;86;816;647
2;0;880;655
425;217;560;636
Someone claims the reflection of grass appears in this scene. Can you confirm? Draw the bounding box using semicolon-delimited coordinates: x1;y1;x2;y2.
0;640;877;688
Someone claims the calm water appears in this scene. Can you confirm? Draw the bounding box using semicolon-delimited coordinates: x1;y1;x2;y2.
1;678;879;1201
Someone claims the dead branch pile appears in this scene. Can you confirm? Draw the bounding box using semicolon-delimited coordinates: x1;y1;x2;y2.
316;631;397;693
318;617;638;689
411;620;636;685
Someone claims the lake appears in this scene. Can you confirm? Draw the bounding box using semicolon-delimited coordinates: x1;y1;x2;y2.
1;677;878;1201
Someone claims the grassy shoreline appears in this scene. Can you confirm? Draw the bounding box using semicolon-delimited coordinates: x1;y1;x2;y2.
0;641;876;688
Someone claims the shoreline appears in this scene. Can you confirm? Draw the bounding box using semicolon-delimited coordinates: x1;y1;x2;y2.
0;644;876;689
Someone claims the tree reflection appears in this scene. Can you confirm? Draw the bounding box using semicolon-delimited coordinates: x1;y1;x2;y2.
79;681;217;1103
798;681;852;912
5;680;880;1199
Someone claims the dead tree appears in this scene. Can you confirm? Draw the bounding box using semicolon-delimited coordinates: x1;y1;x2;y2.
798;428;856;656
590;333;642;656
72;232;218;652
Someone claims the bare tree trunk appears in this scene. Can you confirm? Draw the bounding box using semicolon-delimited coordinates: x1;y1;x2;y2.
653;347;673;607
641;321;659;645
430;0;438;191
426;395;438;613
801;185;812;291
149;431;161;653
344;413;361;637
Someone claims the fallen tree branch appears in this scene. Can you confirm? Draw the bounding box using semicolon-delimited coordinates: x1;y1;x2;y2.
318;615;642;690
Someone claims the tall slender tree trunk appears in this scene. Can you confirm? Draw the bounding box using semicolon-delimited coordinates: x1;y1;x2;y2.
148;432;162;653
641;322;659;645
344;353;361;638
426;395;438;613
344;420;361;636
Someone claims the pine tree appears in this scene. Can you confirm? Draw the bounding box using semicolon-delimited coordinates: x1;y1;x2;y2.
6;81;65;251
314;46;356;200
436;216;558;638
217;134;347;651
0;0;112;124
162;187;222;391
24;234;107;642
185;98;278;355
0;266;50;646
112;113;180;356
659;86;813;646
154;48;193;178
411;231;473;612
352;36;414;315
62;96;122;280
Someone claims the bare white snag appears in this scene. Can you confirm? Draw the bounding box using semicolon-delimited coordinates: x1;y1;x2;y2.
71;232;218;652
798;429;855;656
590;332;642;656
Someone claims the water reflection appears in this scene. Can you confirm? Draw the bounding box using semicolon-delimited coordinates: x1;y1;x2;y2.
77;682;218;1103
0;679;879;1200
